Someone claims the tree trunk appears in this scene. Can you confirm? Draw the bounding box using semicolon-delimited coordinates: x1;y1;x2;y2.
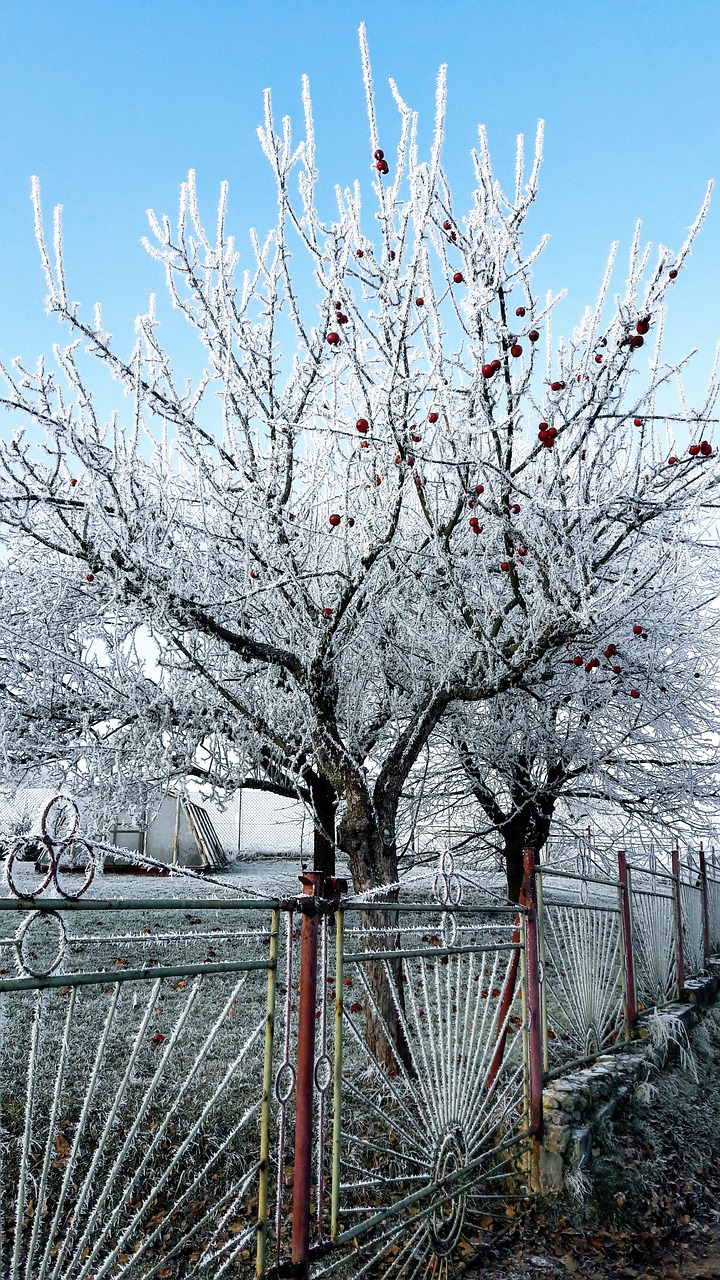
502;803;554;902
308;772;337;877
337;780;412;1076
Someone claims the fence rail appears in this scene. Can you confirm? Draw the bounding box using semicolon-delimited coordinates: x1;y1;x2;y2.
0;800;717;1280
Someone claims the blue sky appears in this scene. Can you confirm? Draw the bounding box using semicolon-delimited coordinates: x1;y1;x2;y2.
0;0;718;406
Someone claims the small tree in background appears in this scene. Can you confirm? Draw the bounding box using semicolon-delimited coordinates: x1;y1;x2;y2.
411;574;720;899
0;26;717;909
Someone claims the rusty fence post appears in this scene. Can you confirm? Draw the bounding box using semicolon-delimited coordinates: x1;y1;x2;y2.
292;873;321;1276
699;843;711;967
521;848;543;1141
617;850;637;1036
671;846;685;998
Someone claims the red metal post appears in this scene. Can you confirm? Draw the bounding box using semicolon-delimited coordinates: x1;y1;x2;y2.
487;919;521;1089
671;846;685;997
699;843;711;965
521;848;543;1138
617;850;637;1033
292;873;321;1274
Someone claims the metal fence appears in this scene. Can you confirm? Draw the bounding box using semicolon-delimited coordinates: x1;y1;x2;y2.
0;801;717;1280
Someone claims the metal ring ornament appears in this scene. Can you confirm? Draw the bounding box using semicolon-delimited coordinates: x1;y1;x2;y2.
41;795;80;844
576;843;591;878
51;837;96;900
14;909;67;978
433;872;451;906
274;1061;296;1105
314;1052;332;1094
5;836;54;900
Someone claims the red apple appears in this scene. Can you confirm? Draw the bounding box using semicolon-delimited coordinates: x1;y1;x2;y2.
633;625;643;635
636;318;650;335
668;456;678;465
500;561;510;572
630;689;640;698
634;417;643;426
594;354;603;364
329;514;341;527
469;516;480;530
70;478;77;486
604;644;617;658
356;249;364;258
548;427;558;438
669;268;678;279
550;380;565;391
86;573;94;582
689;444;700;456
375;475;382;485
700;441;712;456
327;332;340;345
482;364;496;379
338;313;348;324
573;656;584;666
452;271;464;284
348;517;355;527
517;545;528;557
322;608;333;618
510;343;523;358
390;250;396;260
377;160;389;174
511;503;521;514
356;418;369;434
538;429;549;441
515;306;526;317
415;297;424;307
374;148;384;160
475;484;484;494
428;411;439;423
443;219;452;230
613;665;622;675
629;335;644;349
584;662;594;673
361;441;369;449
250;570;259;580
528;329;540;342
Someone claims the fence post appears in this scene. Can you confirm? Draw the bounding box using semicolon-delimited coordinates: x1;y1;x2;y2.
671;845;685;998
292;873;321;1276
521;848;543;1140
699;843;711;966
617;851;637;1035
257;907;280;1279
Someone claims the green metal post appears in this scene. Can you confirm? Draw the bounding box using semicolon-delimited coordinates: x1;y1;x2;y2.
330;908;344;1241
256;908;280;1279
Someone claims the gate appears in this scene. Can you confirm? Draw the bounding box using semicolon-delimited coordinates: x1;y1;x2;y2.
0;803;536;1280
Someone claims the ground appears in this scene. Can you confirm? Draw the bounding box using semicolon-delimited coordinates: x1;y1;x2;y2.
475;1008;720;1279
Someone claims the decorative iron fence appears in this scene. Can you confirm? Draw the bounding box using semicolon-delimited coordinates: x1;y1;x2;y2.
0;800;717;1280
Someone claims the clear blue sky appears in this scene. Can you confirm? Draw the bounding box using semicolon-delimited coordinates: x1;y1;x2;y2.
1;0;718;405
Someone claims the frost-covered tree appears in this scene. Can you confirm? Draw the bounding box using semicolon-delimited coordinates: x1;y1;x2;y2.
0;27;718;910
419;574;720;899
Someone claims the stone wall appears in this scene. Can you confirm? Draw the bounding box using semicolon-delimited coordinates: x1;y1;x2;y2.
535;965;720;1195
